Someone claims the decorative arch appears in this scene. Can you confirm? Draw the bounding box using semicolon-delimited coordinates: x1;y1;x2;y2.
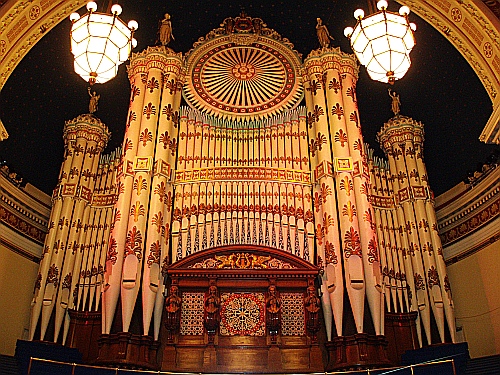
0;0;499;143
169;244;320;272
397;0;500;144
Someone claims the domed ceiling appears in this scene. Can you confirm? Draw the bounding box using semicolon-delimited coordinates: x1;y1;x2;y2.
0;0;496;196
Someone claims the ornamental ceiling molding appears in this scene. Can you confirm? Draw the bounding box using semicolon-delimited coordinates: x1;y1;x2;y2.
439;193;499;246
397;0;500;144
183;14;304;121
436;166;499;231
0;173;51;250
0;1;499;142
0;0;85;91
399;0;498;99
0;177;50;230
0;119;7;141
435;166;500;261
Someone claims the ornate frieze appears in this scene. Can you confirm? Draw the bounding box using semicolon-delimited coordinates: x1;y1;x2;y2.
0;171;50;247
175;167;310;184
0;204;46;245
439;182;499;246
189;252;296;269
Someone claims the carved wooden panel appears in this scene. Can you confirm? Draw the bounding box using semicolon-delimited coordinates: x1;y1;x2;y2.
281;292;305;336
180;292;204;335
220;292;265;336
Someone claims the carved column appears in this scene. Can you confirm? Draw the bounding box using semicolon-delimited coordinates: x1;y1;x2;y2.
414;128;456;342
341;65;383;336
385;153;422;345
305;47;389;372
368;154;393;313
120;52;164;333
322;52;366;335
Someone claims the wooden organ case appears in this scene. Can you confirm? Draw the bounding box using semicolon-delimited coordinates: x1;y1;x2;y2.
162;246;323;372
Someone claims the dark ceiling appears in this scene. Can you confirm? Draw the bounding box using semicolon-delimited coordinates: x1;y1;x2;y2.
0;0;497;196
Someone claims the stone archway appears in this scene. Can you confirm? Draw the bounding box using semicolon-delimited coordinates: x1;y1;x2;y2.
0;0;499;143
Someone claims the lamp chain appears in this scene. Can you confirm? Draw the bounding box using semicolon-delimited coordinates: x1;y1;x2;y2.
105;0;113;13
367;0;377;14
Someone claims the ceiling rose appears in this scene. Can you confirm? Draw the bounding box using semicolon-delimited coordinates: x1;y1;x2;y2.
183;14;303;120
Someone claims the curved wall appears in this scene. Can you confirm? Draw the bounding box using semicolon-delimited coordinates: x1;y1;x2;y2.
0;170;51;355
436;165;500;357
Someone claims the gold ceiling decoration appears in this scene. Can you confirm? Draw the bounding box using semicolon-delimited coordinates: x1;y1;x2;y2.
183;14;304;120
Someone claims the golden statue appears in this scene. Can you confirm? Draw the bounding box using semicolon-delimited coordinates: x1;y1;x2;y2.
316;18;334;48
88;87;100;114
388;89;401;116
159;13;174;46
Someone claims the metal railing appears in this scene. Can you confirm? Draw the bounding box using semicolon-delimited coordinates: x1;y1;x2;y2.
26;357;457;375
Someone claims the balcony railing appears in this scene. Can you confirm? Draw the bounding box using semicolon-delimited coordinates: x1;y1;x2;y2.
26;356;457;375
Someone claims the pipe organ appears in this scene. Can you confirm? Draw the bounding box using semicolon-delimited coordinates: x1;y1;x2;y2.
375;116;456;347
172;109;313;258
29;14;456;372
29;115;113;343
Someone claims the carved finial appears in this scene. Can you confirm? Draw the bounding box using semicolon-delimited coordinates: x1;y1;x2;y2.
388;89;401;116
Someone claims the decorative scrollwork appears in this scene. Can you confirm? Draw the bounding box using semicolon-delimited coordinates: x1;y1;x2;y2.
190;252;296;269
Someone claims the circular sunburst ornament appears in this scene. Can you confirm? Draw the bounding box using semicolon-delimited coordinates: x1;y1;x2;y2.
220;293;265;336
184;15;303;120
